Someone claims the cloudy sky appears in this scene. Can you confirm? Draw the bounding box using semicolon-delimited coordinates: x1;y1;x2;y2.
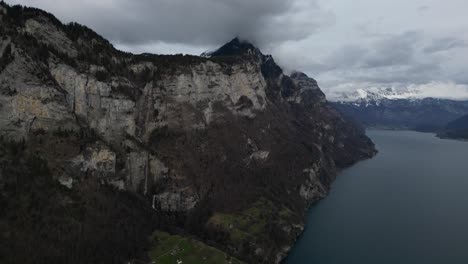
6;0;468;100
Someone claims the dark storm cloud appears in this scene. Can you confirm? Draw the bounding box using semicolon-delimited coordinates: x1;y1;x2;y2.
7;0;332;47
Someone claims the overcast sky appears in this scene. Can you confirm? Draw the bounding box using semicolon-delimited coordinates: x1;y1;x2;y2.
6;0;468;100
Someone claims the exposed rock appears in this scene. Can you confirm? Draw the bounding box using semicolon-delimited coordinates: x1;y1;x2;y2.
58;175;73;189
24;18;78;57
50;63;137;140
0;4;376;264
155;190;199;212
124;151;168;193
299;163;327;203
162;61;267;112
0;50;77;140
249;150;270;161
0;36;10;56
71;143;116;178
290;71;326;104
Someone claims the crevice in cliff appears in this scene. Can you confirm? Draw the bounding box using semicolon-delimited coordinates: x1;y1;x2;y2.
27;116;37;134
72;78;76;112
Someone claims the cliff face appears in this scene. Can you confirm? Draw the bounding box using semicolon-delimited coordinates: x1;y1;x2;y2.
0;4;375;263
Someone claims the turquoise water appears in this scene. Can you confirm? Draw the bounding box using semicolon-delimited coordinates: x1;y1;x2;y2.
285;130;468;264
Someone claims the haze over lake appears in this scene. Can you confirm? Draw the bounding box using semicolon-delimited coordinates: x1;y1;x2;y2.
286;130;468;264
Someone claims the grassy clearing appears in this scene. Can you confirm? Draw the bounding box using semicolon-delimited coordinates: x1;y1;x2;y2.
208;198;296;244
148;231;244;264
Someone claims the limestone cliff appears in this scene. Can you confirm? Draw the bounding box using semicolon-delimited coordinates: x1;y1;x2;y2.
0;3;376;264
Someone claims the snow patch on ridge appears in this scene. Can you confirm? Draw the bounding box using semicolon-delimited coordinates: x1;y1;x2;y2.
327;81;468;102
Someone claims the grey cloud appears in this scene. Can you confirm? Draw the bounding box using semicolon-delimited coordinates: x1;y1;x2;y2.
356;63;441;85
304;31;423;73
327;45;367;69
8;0;332;47
362;31;422;68
418;6;430;13
451;71;468;85
423;37;468;53
279;45;366;74
324;63;437;86
289;31;443;91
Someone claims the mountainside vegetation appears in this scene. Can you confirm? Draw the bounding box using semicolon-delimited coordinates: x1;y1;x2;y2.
0;2;376;263
437;114;468;140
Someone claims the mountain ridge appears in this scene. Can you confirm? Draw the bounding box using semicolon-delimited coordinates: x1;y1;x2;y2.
437;114;468;140
332;95;468;132
329;85;468;103
0;2;376;263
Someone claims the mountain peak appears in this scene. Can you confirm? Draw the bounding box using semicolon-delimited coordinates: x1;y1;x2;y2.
208;37;262;57
291;71;316;80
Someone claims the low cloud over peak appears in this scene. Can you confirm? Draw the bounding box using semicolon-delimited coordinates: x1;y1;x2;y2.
6;0;333;49
6;0;468;101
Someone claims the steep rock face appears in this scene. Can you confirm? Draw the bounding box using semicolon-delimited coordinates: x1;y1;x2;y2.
0;43;77;139
0;4;376;263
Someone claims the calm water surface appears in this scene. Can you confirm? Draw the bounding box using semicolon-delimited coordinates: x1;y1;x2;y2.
285;130;468;264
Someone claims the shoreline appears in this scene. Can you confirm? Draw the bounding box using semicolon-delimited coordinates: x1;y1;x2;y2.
280;149;379;263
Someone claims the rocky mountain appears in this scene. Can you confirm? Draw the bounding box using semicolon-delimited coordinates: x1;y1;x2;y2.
437;114;468;140
328;85;468;103
332;97;468;132
0;3;375;264
328;87;421;102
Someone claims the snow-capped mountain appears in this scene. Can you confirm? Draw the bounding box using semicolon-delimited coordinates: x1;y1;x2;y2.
331;87;468;131
328;83;468;104
331;87;420;103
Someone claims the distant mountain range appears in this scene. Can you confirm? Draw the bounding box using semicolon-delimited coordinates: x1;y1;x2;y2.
328;85;468;102
331;88;468;132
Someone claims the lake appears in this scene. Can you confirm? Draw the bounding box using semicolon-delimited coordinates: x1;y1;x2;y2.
285;130;468;264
